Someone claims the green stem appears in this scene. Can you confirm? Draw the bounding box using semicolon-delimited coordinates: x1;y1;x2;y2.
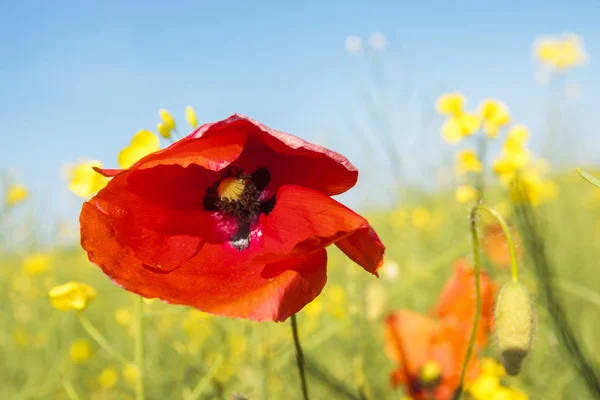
291;313;310;400
134;295;145;400
454;204;520;400
77;313;128;365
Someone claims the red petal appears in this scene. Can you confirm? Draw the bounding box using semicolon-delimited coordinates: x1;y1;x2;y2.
87;165;230;272
258;185;383;270
189;114;358;195
93;166;121;177
81;201;328;321
433;259;497;348
335;227;384;276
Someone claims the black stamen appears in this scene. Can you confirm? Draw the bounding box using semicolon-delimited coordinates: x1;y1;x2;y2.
260;195;276;215
251;167;271;192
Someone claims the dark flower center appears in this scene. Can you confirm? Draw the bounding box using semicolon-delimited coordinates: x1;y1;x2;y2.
203;167;275;250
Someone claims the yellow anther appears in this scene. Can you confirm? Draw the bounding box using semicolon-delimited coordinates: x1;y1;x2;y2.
419;360;442;387
217;177;245;201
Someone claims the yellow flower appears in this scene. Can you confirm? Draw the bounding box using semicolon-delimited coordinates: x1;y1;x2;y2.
510;170;559;206
412;207;432;230
381;259;400;281
456;185;479;204
98;368;118;388
5;184;28;206
118;130;160;169
123;363;139;385
534;33;588;71
441;113;481;144
22;253;51;276
185;105;198;128
48;281;96;311
504;125;529;153
67;160;109;198
157;122;171;139
159;108;176;131
115;307;133;326
456;150;483;175
479;99;510;138
70;338;92;363
303;297;323;318
435;92;465;117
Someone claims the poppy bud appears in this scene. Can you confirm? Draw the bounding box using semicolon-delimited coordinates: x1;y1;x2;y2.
494;281;534;376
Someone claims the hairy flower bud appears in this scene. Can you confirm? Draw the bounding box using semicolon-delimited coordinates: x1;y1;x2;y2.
494;281;535;375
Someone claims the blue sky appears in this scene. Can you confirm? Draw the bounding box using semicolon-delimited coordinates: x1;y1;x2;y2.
1;0;599;230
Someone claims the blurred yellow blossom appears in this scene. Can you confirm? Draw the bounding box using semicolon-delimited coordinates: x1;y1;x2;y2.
22;253;51;276
185;105;198;128
412;207;432;230
123;363;139;385
98;368;118;388
511;170;559;206
534;33;588;71
326;284;347;319
390;208;408;229
468;358;527;400
67;160;109;198
436;92;465;117
504;125;529;153
303;297;323;318
157;122;171;139
48;281;96;311
70;338;92;363
456;185;479;204
118;130;160;169
159;108;177;131
5;184;28;206
441;113;481;144
381;259;400;281
456;150;483;175
115;307;133;327
365;283;387;321
479;99;510;138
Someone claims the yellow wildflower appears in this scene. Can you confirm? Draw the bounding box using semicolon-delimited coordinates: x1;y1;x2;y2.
456;150;483;175
115;307;133;326
70;338;92;363
5;184;28;206
534;33;588;71
159;108;176;131
185;105;198;128
67;160;109;198
479;99;510;138
98;368;118;388
118;130;160;169
456;185;479;204
504;125;529;153
441;113;481;144
22;253;51;276
123;363;139;385
435;92;465;117
48;281;96;311
412;207;432;230
157;122;171;139
303;297;323;318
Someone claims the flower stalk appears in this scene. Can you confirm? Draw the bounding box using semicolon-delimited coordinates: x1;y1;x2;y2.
291;313;310;400
77;313;128;365
453;204;520;400
134;295;146;400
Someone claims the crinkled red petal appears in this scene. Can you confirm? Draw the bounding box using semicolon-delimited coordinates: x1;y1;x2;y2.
256;185;384;273
189;114;358;195
81;201;328;321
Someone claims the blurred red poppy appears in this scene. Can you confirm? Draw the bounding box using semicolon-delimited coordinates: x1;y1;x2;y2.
434;259;497;347
482;222;522;268
80;114;384;321
385;311;480;400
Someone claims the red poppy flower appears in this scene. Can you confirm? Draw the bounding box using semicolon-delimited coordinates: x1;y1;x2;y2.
433;259;497;348
385;311;480;400
80;114;384;321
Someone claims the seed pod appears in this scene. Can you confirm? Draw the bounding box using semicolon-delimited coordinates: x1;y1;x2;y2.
494;281;535;376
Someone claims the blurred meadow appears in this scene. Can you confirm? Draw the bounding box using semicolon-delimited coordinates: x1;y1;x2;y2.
3;1;600;399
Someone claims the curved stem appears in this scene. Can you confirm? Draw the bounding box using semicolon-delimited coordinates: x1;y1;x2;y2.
454;204;521;400
291;313;310;400
134;295;145;400
77;313;128;365
476;204;519;282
